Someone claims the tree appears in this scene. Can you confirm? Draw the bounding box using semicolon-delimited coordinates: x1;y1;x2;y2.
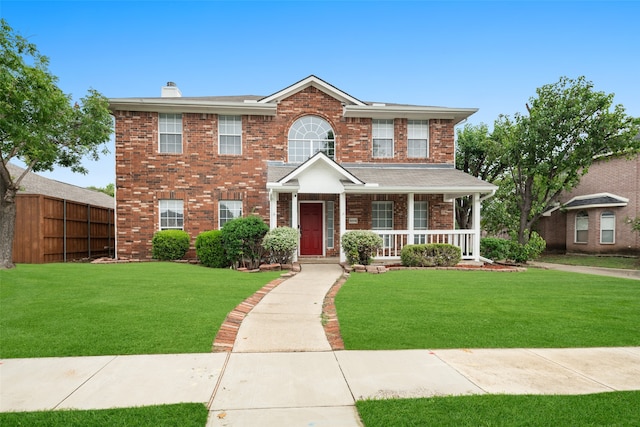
0;19;113;269
454;123;507;229
87;183;115;197
488;76;640;244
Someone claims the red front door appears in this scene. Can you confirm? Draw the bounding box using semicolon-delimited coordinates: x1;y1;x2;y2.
299;203;323;256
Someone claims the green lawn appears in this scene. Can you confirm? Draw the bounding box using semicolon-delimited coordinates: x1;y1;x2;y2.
539;254;640;270
0;263;282;358
357;391;640;427
0;403;208;427
336;269;640;349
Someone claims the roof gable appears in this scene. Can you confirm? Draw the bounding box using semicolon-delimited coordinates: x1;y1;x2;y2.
277;151;363;186
260;75;366;106
563;192;629;210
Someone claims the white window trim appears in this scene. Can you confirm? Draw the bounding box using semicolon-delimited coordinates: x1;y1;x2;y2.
600;211;616;244
408;119;429;158
159;199;184;230
219;200;243;229
218;115;242;155
575;211;588;244
372;119;394;159
158;113;183;154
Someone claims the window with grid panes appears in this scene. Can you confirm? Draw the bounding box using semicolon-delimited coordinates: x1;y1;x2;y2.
288;116;335;163
372;119;394;158
413;201;428;243
408;120;428;158
159;199;184;230
600;211;615;244
219;200;242;228
219;115;242;155
159;113;182;153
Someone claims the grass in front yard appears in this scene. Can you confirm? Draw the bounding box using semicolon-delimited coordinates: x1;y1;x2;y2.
0;263;282;358
539;254;640;270
336;269;640;349
356;391;640;427
0;403;208;427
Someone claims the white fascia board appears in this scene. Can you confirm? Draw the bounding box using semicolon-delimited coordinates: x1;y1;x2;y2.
565;202;628;210
279;153;363;185
260;76;366;106
108;98;277;116
343;185;497;194
343;105;478;124
565;192;629;204
266;182;300;191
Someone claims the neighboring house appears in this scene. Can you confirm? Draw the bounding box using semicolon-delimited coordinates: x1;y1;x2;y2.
108;75;496;263
7;163;115;263
536;153;639;255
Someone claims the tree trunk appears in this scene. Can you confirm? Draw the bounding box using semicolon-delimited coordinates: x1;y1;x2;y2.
0;193;17;269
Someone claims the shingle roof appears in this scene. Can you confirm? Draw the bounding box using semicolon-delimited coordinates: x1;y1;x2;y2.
6;163;115;209
268;161;495;192
563;193;628;210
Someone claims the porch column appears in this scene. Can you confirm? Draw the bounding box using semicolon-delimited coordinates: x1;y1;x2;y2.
269;190;278;229
407;193;415;245
473;192;481;262
292;192;298;262
339;192;346;263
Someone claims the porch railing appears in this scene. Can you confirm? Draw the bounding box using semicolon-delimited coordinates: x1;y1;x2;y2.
371;230;476;260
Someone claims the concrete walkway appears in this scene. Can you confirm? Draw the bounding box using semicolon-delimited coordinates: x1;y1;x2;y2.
2;264;640;426
529;261;640;280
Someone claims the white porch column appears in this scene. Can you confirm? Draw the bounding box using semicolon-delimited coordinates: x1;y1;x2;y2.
473;192;481;262
292;193;298;262
269;190;278;229
339;192;346;263
407;192;415;245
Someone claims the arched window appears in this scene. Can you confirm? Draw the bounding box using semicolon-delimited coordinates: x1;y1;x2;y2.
288;116;335;163
600;211;615;244
575;211;588;243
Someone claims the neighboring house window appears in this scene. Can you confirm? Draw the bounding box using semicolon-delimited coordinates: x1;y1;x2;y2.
408;120;429;158
413;201;428;244
219;115;242;155
159;113;182;153
326;201;334;249
600;211;615;244
159;199;184;230
219;200;242;228
372;119;394;158
288;116;335;163
575;211;588;243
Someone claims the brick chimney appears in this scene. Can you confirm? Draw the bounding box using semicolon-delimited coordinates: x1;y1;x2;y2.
161;81;182;97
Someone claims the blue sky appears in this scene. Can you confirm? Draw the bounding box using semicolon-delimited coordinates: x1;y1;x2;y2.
3;0;639;188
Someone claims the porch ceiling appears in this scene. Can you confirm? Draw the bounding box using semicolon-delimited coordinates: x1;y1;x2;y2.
267;162;497;194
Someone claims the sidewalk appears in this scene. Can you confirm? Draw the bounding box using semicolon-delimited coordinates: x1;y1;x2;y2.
2;264;640;426
529;261;640;280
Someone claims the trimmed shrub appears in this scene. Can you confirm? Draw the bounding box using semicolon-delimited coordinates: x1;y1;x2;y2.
195;230;228;268
341;231;383;265
400;243;461;267
151;230;190;261
262;227;299;264
480;237;511;261
221;216;269;269
509;231;546;263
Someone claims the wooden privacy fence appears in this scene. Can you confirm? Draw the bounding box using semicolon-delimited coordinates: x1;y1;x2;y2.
13;194;115;263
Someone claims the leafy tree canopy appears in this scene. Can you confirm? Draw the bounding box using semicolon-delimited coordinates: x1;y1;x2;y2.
0;19;113;268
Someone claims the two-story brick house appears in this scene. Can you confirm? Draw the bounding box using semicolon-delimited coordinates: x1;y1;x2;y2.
109;76;496;263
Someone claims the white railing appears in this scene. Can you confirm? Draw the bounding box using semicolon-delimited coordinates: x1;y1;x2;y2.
371;230;476;260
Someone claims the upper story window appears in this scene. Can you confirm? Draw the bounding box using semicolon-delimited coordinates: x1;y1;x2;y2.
159;199;184;230
600;211;615;244
288;116;335;163
575;211;588;243
373;119;394;158
159;113;182;153
219;115;242;155
408;120;429;158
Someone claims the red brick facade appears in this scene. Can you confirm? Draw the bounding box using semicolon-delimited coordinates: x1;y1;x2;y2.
113;82;460;260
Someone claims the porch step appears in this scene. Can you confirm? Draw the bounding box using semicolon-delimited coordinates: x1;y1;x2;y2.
297;257;341;265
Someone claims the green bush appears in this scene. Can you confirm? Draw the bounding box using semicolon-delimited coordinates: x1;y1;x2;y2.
151;230;190;261
400;243;461;267
195;230;228;268
480;237;511;261
262;227;299;264
341;231;383;265
221;216;269;269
